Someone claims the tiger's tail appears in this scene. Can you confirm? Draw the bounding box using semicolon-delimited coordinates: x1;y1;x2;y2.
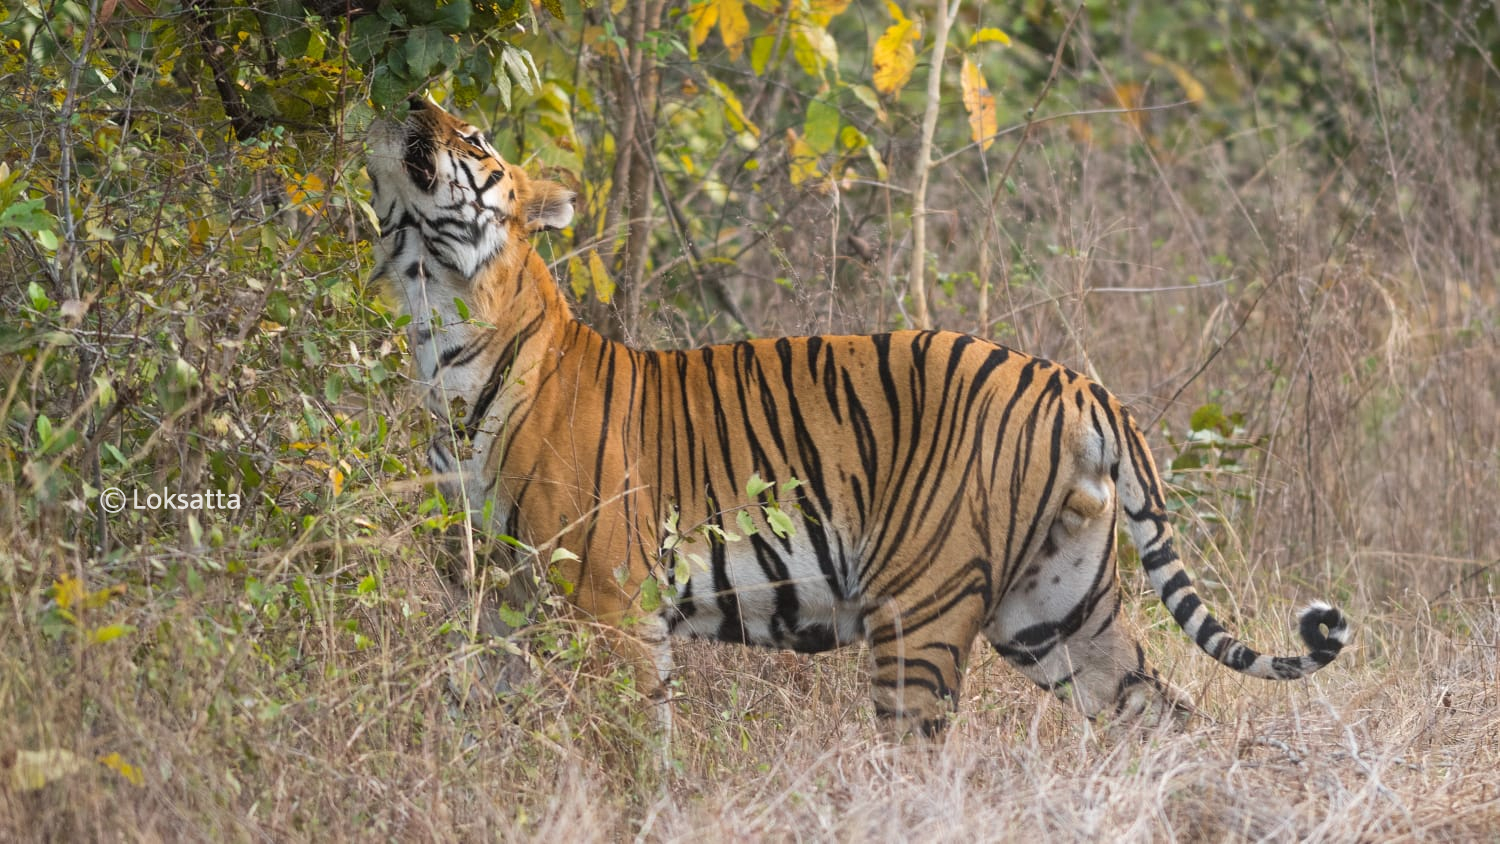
1113;409;1350;680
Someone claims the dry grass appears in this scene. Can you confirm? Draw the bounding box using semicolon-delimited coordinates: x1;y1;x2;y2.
3;566;1497;841
3;6;1499;842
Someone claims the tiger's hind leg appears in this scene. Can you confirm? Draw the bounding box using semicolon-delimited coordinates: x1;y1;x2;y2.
863;574;990;739
985;482;1190;727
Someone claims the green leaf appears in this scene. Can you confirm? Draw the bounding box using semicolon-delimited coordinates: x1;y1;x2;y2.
1189;403;1226;434
405;26;447;79
0;197;51;232
640;576;661;612
93;373;115;408
350;13;390;66
265;290;292;325
745;473;773;499
26;280;53;311
498;602;527;628
1171;452;1203;471
370;64;406;107
404;0;439;23
357;574;378;595
766;507;795;539
500;44;538;96
494;55;513;109
736;509;757;536
264;0;310;58
803;97;839;154
432;0;472;33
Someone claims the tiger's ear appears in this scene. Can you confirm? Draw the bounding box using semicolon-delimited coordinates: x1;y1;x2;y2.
524;180;576;232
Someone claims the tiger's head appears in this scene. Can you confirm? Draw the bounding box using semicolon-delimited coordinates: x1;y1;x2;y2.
367;98;575;286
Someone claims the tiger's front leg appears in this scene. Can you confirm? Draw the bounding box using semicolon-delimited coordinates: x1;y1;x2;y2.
562;547;679;738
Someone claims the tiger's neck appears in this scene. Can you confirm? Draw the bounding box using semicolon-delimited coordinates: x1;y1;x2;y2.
393;240;585;431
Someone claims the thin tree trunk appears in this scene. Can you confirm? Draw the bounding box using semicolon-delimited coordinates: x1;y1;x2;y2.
599;0;666;342
908;0;959;331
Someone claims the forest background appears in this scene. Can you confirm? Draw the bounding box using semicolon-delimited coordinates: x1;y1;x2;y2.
1;0;1497;839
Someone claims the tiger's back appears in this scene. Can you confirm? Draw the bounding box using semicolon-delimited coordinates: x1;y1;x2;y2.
636;332;1082;645
367;99;1348;739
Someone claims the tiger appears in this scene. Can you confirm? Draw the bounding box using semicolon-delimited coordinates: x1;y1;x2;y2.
366;98;1350;738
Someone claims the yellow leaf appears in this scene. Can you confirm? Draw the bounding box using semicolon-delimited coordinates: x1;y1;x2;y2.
98;752;145;786
717;0;749;60
567;255;589;300
708;78;760;137
809;0;851;19
81;583;125;611
872;2;920;96
86;622;135;645
5;749;86;791
286;172;324;216
961;57;997;151
1114;83;1146;131
791;24;839;78
53;574;85;611
786;129;822;186
1143;51;1207;104
329;466;345;497
187;217;211;247
588;249;614;304
688;1;718;50
840;125;869;152
969;27;1011;47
